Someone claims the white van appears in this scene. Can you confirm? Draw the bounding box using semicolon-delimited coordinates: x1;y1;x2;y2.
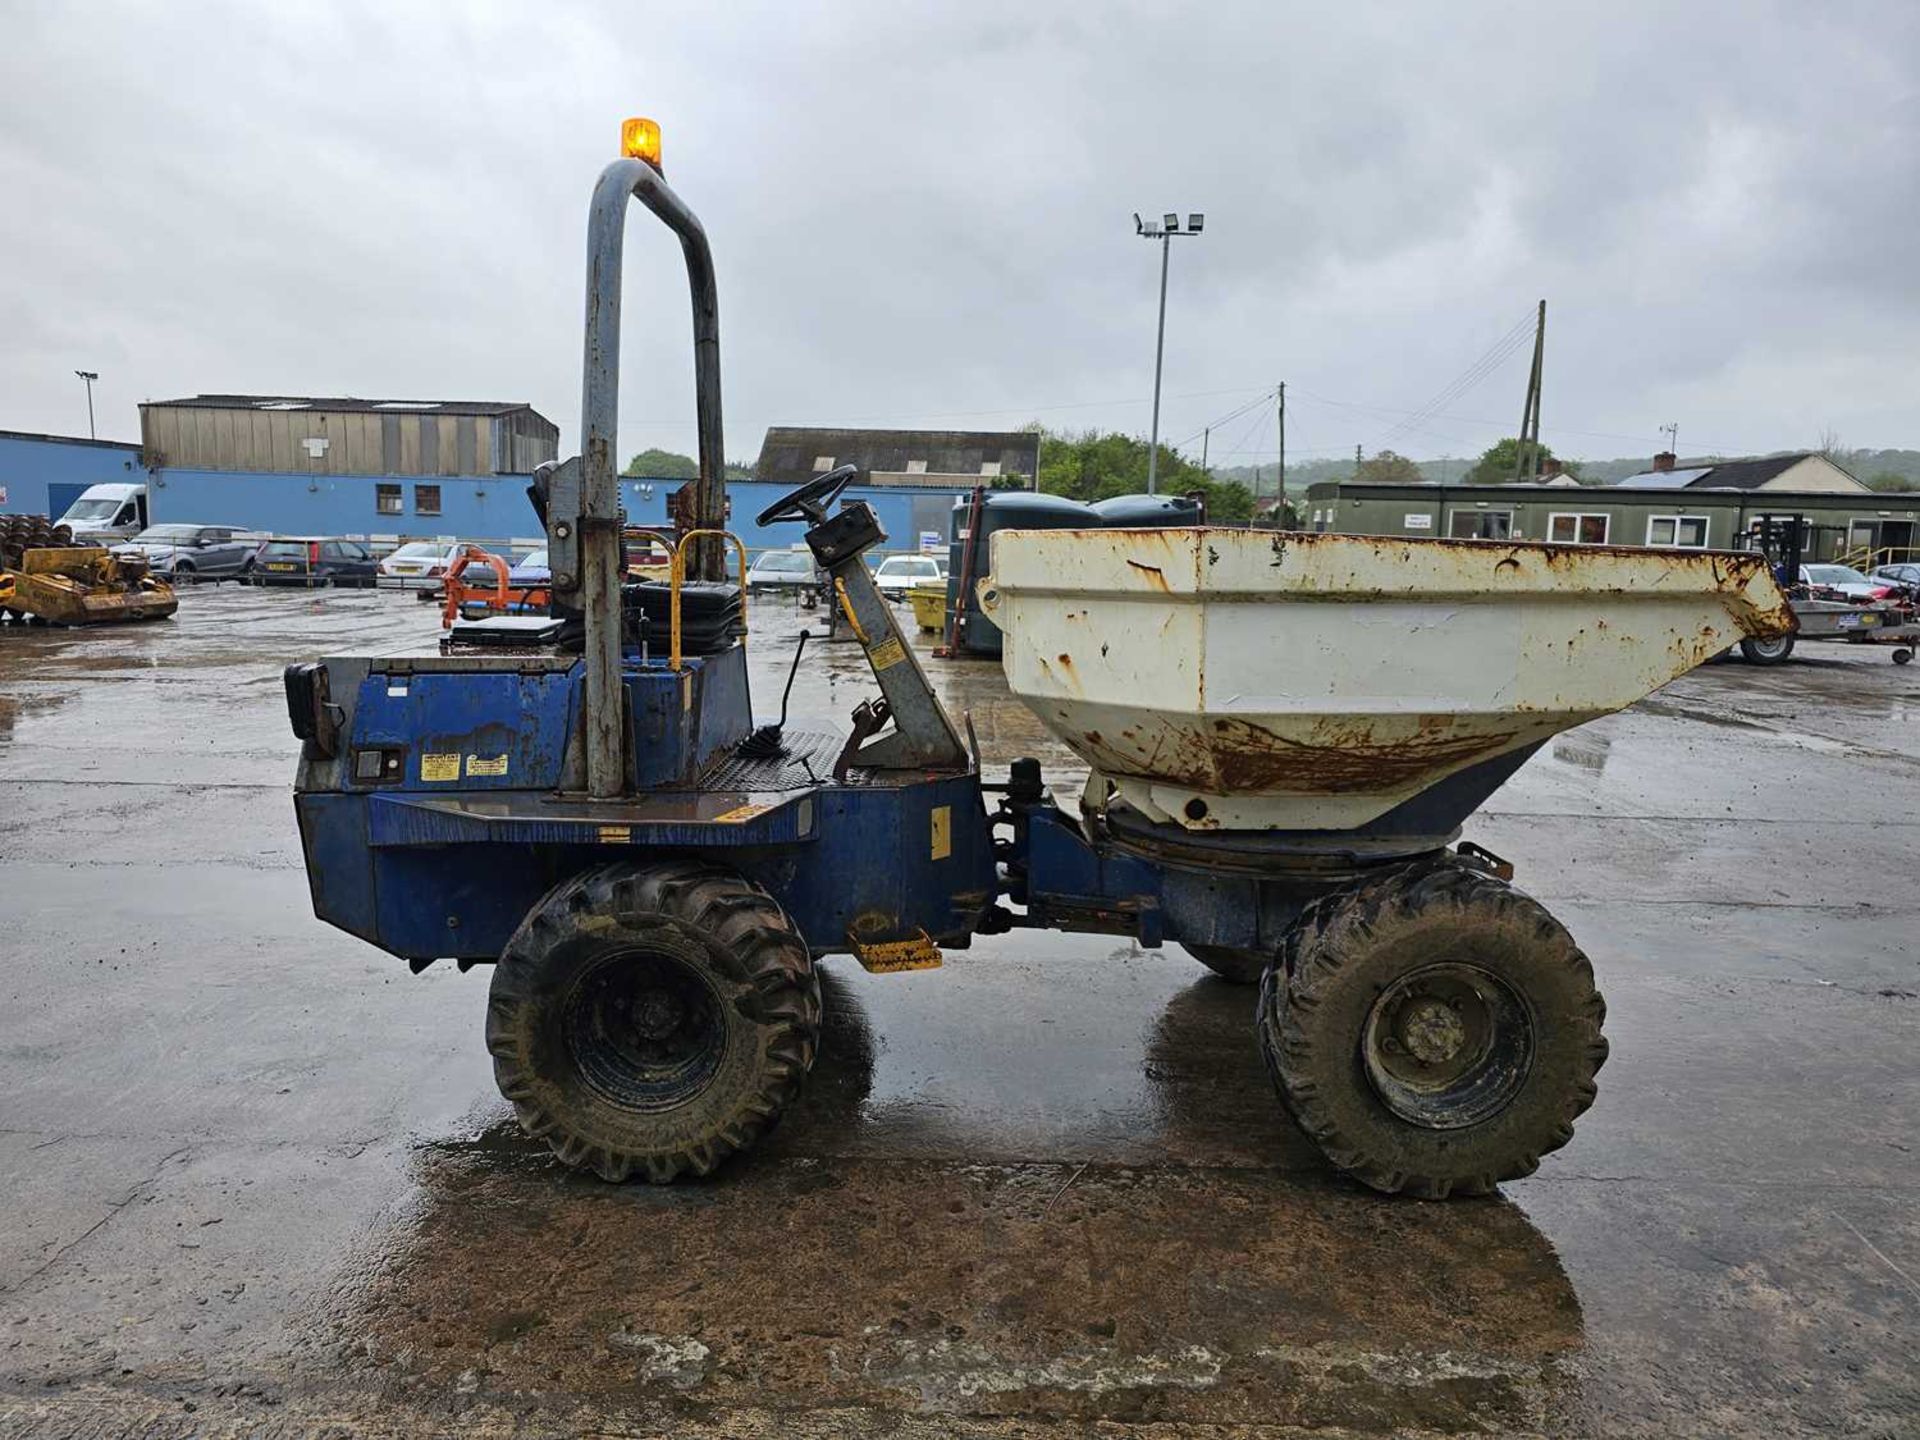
56;483;149;543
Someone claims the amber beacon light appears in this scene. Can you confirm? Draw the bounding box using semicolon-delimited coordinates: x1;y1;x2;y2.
620;116;663;169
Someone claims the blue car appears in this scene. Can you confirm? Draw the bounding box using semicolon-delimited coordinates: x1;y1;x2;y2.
506;548;549;612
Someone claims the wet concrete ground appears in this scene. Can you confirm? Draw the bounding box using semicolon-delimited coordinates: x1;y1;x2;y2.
0;584;1915;1437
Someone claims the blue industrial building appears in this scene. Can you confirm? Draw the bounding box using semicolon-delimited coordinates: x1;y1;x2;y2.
0;430;147;520
144;467;961;557
5;405;1026;561
0;429;969;559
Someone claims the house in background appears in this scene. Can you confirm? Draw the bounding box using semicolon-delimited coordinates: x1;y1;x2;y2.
1617;450;1867;494
1306;448;1917;564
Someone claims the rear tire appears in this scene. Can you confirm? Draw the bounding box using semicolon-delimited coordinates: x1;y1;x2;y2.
1740;634;1795;665
487;862;821;1182
1258;857;1607;1199
1183;943;1270;985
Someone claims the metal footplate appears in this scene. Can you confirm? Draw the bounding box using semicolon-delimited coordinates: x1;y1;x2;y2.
848;928;943;973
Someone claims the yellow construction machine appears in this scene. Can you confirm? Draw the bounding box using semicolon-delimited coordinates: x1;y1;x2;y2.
0;515;178;627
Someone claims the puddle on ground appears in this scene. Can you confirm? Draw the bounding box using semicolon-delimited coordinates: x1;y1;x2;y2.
315;968;1587;1432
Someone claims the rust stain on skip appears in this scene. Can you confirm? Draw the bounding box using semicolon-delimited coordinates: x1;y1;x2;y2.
1126;559;1171;592
1077;715;1521;796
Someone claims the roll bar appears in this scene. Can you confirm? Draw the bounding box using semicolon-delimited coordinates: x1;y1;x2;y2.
572;154;728;798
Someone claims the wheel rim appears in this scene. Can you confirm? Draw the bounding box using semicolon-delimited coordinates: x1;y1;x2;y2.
1361;962;1534;1130
1750;637;1790;659
563;950;727;1112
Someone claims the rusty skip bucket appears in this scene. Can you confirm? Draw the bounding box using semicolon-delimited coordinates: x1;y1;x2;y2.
978;528;1794;832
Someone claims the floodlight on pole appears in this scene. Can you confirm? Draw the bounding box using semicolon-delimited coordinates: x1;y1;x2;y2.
74;370;98;440
1134;208;1205;493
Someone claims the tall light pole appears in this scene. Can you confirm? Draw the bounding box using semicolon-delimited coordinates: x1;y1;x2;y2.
74;370;98;439
1134;211;1204;494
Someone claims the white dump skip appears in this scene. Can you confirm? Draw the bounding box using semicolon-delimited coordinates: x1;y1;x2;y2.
980;529;1794;831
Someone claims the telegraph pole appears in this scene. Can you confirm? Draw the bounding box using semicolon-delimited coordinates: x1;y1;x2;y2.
1512;300;1545;481
1201;426;1210;478
1276;381;1286;522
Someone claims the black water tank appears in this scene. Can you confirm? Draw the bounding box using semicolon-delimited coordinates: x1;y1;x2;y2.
945;492;1205;656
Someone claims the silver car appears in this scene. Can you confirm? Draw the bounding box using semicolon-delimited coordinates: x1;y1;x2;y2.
377;540;466;591
1799;563;1892;600
114;524;259;582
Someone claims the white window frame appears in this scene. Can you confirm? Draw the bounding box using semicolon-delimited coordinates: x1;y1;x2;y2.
1448;509;1513;540
1548;512;1611;545
1645;514;1710;548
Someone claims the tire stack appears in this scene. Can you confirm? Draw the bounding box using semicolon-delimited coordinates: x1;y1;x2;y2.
0;515;75;570
2;516;73;622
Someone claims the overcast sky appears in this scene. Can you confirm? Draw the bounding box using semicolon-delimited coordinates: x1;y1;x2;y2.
3;1;1917;471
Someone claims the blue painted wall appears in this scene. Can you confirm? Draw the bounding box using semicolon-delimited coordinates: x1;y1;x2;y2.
0;431;145;517
146;469;966;558
0;430;972;558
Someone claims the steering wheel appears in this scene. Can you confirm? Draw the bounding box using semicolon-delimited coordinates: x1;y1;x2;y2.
756;464;859;527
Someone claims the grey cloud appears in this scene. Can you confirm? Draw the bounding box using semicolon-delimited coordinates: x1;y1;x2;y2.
2;0;1916;468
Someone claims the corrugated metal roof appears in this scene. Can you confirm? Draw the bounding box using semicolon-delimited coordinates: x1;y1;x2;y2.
143;394;549;421
756;426;1040;484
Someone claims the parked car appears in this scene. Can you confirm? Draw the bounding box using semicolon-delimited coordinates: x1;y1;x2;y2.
113;523;259;582
1868;562;1920;600
1798;564;1898;601
377;540;465;591
747;548;824;598
872;552;945;600
248;536;380;588
508;546;549;587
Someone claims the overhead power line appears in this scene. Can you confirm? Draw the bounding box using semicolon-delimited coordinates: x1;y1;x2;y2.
1375;309;1537;453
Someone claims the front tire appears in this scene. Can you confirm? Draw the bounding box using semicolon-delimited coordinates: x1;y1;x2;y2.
487;862;821;1182
1258;858;1607;1198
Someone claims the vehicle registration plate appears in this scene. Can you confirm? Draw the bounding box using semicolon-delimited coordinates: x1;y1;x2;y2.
266;562;297;572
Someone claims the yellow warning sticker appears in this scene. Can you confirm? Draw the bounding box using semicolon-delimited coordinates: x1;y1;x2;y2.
869;636;907;672
420;753;461;782
930;804;952;860
713;802;774;824
597;825;632;844
466;754;509;778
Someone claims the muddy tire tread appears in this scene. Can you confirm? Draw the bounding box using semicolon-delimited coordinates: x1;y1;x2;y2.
1257;857;1607;1198
486;861;820;1183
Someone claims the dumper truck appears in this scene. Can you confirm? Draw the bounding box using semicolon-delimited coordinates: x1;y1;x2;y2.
284;118;1794;1197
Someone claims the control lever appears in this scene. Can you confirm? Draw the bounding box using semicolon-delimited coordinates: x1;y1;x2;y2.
737;629;811;760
